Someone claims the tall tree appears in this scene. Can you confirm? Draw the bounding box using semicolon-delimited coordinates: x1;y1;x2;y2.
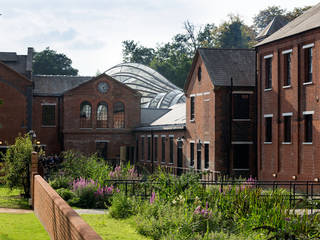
122;40;155;66
215;15;256;48
33;47;78;75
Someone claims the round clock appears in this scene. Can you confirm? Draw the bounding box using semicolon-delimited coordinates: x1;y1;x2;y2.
98;82;109;93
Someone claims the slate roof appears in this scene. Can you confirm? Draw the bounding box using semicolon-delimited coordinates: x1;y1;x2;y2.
33;75;92;96
151;103;186;126
0;52;18;62
256;3;320;46
198;48;256;87
140;108;170;126
256;16;288;41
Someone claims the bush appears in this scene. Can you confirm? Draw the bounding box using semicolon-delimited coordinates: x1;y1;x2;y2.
109;192;135;219
49;176;71;189
2;135;33;197
56;188;76;201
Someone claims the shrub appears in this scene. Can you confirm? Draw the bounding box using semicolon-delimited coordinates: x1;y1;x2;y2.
2;135;33;197
49;176;71;189
72;178;97;208
109;192;135;219
56;188;75;201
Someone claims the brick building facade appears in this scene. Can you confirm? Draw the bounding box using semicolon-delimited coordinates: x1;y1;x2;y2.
256;3;320;181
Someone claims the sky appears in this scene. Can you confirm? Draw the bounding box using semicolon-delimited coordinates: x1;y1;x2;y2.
1;0;319;76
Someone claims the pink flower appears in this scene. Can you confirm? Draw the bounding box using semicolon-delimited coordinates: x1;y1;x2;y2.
150;191;156;204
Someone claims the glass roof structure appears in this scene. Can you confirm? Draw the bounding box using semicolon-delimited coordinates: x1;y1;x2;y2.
105;63;185;109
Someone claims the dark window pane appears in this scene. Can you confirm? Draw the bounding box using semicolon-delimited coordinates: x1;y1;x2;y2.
198;67;202;81
233;144;249;169
80;101;92;128
169;137;174;163
96;102;108;128
154;137;158;162
147;136;151;161
141;137;145;161
284;116;291;143
113;102;125;128
265;58;272;89
190;143;194;167
305;115;312;143
42;105;55;126
265;117;272;142
197;142;201;170
233;94;249;119
96;142;108;160
305;48;313;83
284;53;291;86
190;97;195;120
161;137;166;163
204;144;209;169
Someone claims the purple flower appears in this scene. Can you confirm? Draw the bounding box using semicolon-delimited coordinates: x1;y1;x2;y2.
150;191;156;204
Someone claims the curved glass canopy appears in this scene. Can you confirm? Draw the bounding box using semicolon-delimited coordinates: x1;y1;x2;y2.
105;63;185;109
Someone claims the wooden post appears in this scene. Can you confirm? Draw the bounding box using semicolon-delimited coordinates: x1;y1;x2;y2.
30;151;38;208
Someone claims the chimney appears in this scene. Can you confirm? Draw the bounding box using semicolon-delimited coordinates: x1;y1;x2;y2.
26;47;34;79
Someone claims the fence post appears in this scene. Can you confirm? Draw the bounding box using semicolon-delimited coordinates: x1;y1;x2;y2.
30;151;39;209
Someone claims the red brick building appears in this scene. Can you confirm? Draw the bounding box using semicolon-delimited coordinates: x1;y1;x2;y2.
184;49;256;176
256;3;320;181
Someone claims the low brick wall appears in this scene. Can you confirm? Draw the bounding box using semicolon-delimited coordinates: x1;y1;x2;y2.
30;152;102;240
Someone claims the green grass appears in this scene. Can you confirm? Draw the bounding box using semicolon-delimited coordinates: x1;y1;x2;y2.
82;214;150;240
0;213;49;240
0;185;30;209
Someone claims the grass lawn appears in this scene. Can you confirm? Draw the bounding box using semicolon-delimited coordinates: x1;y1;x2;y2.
0;185;30;209
0;213;50;240
82;214;150;240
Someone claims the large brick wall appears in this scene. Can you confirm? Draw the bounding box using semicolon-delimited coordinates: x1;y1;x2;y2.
31;152;102;240
257;27;320;181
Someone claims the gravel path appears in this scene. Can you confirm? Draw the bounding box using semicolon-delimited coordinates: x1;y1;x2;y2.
74;209;107;215
0;208;33;213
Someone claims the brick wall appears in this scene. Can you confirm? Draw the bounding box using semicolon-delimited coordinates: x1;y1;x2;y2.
31;153;102;240
257;27;320;181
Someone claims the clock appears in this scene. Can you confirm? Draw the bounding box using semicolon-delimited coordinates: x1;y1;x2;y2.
98;82;109;93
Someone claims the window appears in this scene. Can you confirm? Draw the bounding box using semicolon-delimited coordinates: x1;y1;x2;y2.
198;67;202;81
265;57;272;89
190;96;195;120
204;143;209;169
96;102;108;128
42;105;55;126
265;117;272;142
147;136;151;161
304;114;312;143
96;141;108;160
305;47;313;83
190;143;194;167
135;139;139;163
154;137;158;162
233;144;249;169
113;102;125;128
284;115;291;143
284;53;291;86
80;101;92;128
197;142;201;170
161;136;166;163
233;94;249;119
141;137;145;161
169;136;174;164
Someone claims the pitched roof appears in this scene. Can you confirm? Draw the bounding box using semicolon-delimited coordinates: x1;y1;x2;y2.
197;48;255;87
33;75;92;96
256;3;320;46
151;103;186;126
256;16;288;41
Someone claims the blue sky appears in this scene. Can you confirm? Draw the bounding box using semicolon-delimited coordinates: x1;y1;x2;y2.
0;0;319;75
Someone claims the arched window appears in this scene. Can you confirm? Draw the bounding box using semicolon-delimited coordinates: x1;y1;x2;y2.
198;66;202;81
80;101;92;128
96;102;108;128
113;102;125;128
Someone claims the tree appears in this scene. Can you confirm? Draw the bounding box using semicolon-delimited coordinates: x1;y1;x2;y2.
3;135;33;197
122;40;155;66
215;15;256;48
253;6;312;32
33;47;78;75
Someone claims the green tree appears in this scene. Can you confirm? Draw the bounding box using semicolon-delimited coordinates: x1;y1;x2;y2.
122;40;155;66
3;135;33;197
215;15;256;48
33;47;78;75
253;5;312;32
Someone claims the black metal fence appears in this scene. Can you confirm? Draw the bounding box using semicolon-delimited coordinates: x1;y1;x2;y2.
104;178;320;211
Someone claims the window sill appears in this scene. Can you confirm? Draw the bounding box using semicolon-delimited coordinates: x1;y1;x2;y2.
96;128;109;129
303;142;313;145
41;125;56;128
232;168;250;171
232;119;251;122
264;88;272;92
80;128;93;129
282;142;292;145
303;82;313;86
190;119;195;123
283;85;291;89
264;142;272;144
168;163;174;165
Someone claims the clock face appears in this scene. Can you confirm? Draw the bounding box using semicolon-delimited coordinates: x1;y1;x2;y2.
98;82;109;93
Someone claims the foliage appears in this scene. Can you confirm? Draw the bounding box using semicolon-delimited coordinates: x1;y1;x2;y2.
49;175;71;189
33;47;78;75
109;192;137;219
2;135;33;197
71;178;97;208
56;188;75;202
0;213;50;240
253;5;312;32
